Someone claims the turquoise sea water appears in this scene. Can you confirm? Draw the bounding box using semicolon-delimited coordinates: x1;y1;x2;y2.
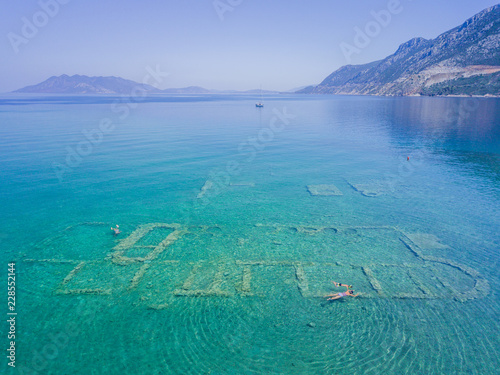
1;94;499;374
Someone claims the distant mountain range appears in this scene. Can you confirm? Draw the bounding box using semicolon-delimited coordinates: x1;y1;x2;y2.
299;4;500;96
14;5;500;97
14;74;159;94
13;75;280;95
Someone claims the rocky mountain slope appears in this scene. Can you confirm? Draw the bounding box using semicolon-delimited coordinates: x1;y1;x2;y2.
299;4;500;96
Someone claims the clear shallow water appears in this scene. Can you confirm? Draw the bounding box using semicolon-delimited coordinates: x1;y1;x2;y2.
0;94;499;374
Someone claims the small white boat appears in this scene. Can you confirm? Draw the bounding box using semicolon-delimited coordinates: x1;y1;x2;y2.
256;86;264;107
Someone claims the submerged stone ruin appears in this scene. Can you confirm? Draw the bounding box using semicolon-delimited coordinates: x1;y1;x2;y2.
23;222;489;307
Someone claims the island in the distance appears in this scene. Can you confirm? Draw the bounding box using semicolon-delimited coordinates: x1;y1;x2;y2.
13;75;280;95
14;74;160;95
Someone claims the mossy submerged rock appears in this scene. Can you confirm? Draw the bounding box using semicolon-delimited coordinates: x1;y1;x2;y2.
307;184;343;196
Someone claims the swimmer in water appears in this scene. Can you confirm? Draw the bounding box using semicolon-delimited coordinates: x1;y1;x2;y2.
111;225;121;236
327;281;359;300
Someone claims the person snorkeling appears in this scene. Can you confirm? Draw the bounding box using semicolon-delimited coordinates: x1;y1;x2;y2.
327;281;359;300
111;225;121;236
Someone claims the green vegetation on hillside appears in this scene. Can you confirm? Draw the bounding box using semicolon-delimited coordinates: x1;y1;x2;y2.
420;72;500;96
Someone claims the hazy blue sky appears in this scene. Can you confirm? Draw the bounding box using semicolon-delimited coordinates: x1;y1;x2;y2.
1;0;499;92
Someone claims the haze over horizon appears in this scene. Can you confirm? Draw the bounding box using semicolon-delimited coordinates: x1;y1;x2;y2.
2;0;499;93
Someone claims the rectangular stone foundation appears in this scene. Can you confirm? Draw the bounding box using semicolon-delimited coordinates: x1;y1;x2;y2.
23;223;489;305
307;184;343;196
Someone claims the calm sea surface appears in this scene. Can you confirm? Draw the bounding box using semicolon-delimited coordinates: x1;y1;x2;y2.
0;94;499;374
